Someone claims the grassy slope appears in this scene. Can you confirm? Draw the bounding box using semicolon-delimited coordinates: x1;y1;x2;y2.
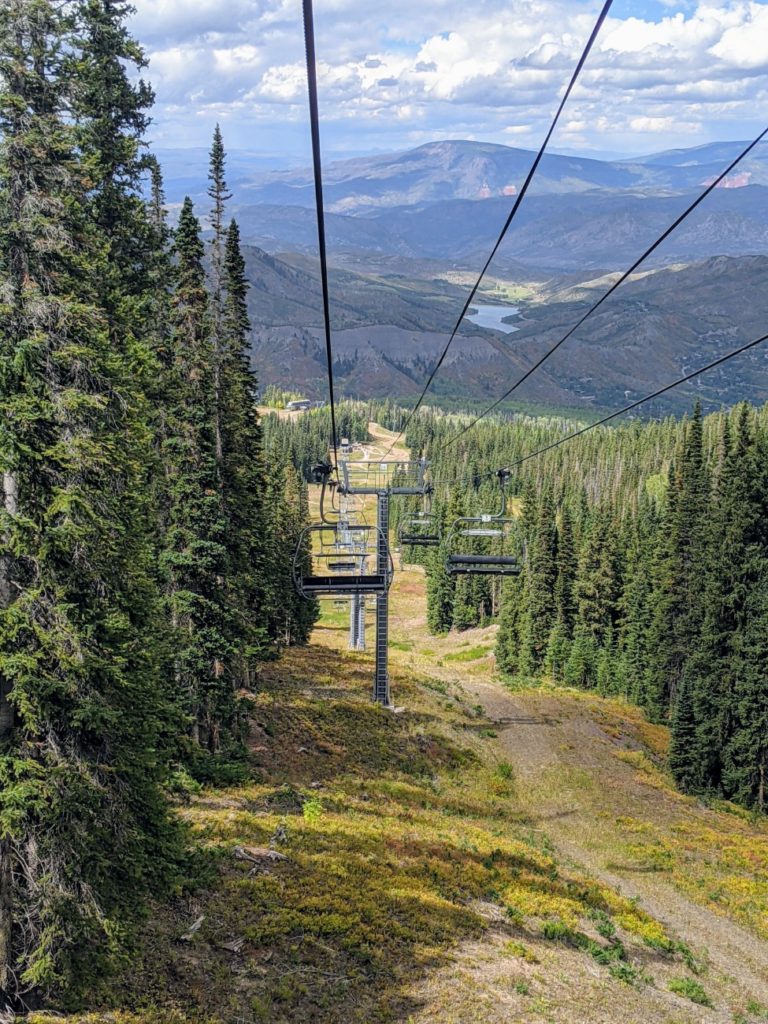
28;611;768;1023
27;635;691;1024
28;430;768;1024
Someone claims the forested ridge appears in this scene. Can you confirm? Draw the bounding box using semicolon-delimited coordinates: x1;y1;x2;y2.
0;0;314;1006
404;401;768;812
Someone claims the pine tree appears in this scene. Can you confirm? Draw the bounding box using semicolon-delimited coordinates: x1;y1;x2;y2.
573;508;618;648
162;197;236;752
519;489;557;672
220;219;272;676
668;676;699;792
70;0;157;348
644;405;708;718
496;577;524;674
426;542;455;634
0;0;180;996
554;505;577;637
207;125;232;481
722;573;768;809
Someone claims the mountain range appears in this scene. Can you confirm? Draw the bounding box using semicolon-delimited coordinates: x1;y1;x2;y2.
155;138;768;414
160;139;768;212
245;246;768;414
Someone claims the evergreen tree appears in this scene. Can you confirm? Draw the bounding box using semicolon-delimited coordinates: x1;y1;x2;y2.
496;577;524;674
573;508;618;648
161;197;236;751
220;219;272;676
519;489;557;672
70;0;157;348
0;0;180;997
452;575;479;630
668;676;699;792
207;125;232;480
426;542;455;634
554;505;577;637
644;406;708;718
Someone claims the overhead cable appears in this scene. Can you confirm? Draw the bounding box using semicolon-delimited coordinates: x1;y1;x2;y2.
383;0;615;456
303;0;339;469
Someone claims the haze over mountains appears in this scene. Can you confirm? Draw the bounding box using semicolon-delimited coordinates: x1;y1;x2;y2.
160;139;768;413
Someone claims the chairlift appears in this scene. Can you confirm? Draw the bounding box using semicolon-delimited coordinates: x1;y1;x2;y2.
397;486;440;552
445;470;521;577
293;522;393;597
398;511;441;549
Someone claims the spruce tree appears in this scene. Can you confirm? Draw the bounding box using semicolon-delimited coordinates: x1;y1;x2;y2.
0;0;180;996
70;0;157;347
207;125;232;479
496;577;524;674
644;406;707;718
220;220;272;676
668;677;699;791
554;505;577;637
162;197;236;751
426;542;455;634
519;489;557;672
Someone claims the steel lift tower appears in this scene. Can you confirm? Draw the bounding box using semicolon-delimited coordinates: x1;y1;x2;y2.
339;458;429;707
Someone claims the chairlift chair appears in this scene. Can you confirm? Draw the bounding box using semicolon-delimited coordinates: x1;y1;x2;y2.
397;486;440;552
397;511;441;549
293;522;394;597
445;470;521;577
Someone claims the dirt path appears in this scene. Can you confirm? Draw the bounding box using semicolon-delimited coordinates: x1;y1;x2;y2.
461;679;768;1010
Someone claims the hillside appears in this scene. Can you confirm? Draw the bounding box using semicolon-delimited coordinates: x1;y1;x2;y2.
29;450;768;1023
246;249;768;412
232;186;768;271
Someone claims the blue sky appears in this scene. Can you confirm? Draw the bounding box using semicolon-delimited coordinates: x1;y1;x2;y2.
129;0;768;164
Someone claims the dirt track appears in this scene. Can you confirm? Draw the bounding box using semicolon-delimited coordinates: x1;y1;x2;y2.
462;679;768;1014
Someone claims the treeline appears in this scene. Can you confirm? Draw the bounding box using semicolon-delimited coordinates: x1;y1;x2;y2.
0;0;313;1006
411;403;768;812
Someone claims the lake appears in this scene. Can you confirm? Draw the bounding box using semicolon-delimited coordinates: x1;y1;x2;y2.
466;304;520;334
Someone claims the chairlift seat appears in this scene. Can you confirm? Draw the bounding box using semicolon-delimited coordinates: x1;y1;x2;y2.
447;553;520;577
300;574;388;595
400;534;440;546
448;555;519;566
448;564;521;576
460;528;504;537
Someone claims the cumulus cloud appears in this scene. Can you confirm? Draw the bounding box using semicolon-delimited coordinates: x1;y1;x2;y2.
129;0;768;157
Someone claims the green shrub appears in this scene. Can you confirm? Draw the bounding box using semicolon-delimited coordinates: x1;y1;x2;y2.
668;977;713;1007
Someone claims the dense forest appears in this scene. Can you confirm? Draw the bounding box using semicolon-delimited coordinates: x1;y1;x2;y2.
403;402;768;812
0;0;314;1007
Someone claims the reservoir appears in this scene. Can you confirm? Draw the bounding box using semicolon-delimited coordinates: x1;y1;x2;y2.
466;304;520;333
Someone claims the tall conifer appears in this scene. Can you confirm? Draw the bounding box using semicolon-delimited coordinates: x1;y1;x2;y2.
162;198;236;751
0;0;179;997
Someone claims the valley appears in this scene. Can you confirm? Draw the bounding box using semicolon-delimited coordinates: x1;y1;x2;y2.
178;137;768;414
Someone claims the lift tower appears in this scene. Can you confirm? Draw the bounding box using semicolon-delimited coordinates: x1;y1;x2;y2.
339;458;429;707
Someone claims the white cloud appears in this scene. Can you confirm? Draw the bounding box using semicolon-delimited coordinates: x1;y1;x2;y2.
629;115;702;133
128;0;768;157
